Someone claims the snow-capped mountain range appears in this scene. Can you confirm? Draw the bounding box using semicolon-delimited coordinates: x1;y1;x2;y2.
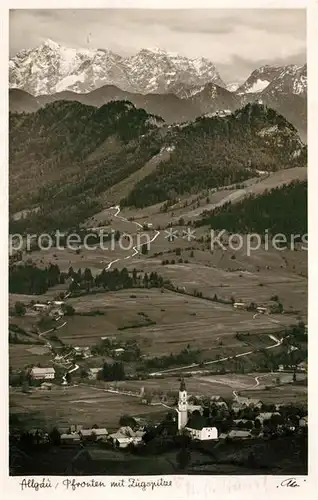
9;39;225;96
9;39;307;139
236;64;307;96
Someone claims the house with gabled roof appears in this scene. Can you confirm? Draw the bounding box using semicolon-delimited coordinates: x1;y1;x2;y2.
30;367;55;380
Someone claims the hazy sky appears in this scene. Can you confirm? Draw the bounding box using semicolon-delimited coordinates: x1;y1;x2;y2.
9;9;306;82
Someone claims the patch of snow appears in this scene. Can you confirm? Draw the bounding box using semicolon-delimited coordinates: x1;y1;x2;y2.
188;85;205;97
55;73;86;93
226;82;240;92
245;79;270;93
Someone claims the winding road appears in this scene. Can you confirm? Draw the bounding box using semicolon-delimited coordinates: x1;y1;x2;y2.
36;206;285;390
36;205;161;382
102;205;160;270
149;335;283;377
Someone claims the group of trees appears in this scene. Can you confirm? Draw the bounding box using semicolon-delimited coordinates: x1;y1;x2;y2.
197;180;307;237
97;361;125;381
139;347;201;371
9;262;62;294
91;338;141;362
9;260;169;297
69;266;168;294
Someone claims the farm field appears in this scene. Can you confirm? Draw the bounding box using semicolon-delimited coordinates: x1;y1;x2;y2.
10;344;52;370
9;384;166;431
240;381;308;405
122;255;307;315
20;244;135;275
99;371;307;404
9;370;307;434
62;288;292;354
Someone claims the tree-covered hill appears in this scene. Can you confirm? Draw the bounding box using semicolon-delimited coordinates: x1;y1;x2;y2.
9;100;164;231
10;101;306;232
196;179;307;237
121;103;307;209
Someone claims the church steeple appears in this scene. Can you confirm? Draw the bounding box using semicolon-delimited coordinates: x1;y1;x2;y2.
178;378;188;430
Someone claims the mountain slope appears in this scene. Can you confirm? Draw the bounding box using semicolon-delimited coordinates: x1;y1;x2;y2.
121;103;306;208
197;179;307;236
9;100;165;231
236;64;307;139
9;40;225;96
9;101;306;232
9;89;40;113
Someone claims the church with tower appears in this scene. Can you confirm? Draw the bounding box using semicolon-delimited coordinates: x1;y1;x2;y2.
177;378;218;441
177;378;188;430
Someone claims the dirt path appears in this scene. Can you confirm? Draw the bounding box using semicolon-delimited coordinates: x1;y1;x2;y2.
102;205;160;270
149;335;282;376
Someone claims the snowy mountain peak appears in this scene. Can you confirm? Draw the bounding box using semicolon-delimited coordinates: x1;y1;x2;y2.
9;41;225;96
263;63;307;97
41;38;60;50
237;64;307;96
226;82;241;92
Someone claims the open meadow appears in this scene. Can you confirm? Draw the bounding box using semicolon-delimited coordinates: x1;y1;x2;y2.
9;384;166;431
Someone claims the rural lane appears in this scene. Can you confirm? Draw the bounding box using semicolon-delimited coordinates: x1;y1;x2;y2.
149;335;283;376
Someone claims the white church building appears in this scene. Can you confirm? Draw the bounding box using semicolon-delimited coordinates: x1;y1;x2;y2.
177;379;218;441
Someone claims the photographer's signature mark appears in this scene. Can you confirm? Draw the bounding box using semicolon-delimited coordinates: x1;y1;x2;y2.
278;477;306;488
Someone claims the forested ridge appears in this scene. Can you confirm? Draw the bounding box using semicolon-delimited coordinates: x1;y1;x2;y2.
10;101;306;232
121;104;306;209
9;100;164;232
196;180;307;236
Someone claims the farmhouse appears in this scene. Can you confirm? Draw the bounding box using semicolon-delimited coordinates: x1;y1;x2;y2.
108;426;145;449
88;368;102;380
70;424;83;433
30;367;55;380
256;306;268;314
33;303;49;312
60;432;80;445
113;348;125;356
233;302;247;310
234;397;262;409
256;412;281;425
79;428;108;441
297;361;307;372
50;308;63;319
